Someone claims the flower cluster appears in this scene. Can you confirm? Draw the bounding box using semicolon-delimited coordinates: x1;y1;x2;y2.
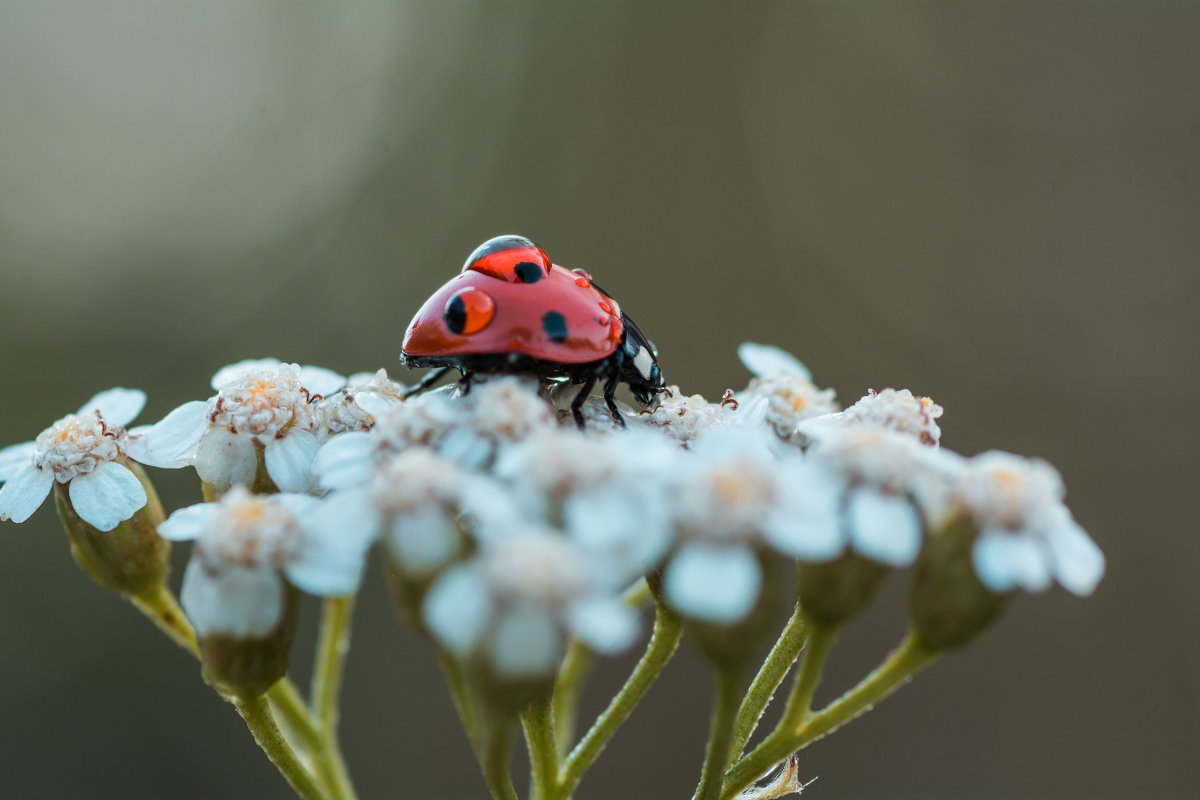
0;344;1105;800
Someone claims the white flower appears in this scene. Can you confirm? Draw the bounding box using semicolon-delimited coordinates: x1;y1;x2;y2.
422;527;639;677
373;377;555;469
950;452;1104;596
492;428;679;582
737;343;838;443
802;425;957;567
799;388;943;446
0;388;149;531
636;386;765;444
661;429;844;624
159;487;375;637
319;369;406;436
129;359;346;493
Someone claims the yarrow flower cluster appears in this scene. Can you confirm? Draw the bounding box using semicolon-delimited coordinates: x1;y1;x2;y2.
0;343;1105;800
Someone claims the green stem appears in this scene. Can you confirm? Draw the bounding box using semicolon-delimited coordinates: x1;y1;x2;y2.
551;578;652;757
268;680;322;754
438;651;484;760
234;694;328;800
130;584;198;655
775;624;837;736
310;596;358;800
557;601;683;797
551;638;593;758
729;602;807;759
693;668;743;800
483;722;520;800
522;694;558;800
721;633;938;800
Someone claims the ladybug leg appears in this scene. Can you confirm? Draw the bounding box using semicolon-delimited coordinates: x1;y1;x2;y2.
403;366;451;399
570;375;598;429
458;371;474;396
602;370;626;428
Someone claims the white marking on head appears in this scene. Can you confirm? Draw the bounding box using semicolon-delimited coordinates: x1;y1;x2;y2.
633;346;654;379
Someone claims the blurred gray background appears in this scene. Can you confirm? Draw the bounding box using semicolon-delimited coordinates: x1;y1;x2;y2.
1;2;1196;798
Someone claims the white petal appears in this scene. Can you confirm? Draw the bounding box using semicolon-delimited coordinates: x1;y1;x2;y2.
312;432;377;490
422;564;491;655
194;429;257;491
568;597;639;654
564;487;671;581
264;429;321;493
68;461;147;531
489;604;563;677
297;366;347;397
386;506;458;575
181;560;284;638
126;401;208;468
438;429;492;468
738;342;812;380
846;491;922;567
1046;518;1105;596
972;530;1054;593
158;502;219;541
0;464;54;523
286;489;380;596
766;461;845;561
211;359;282;391
352;392;402;419
664;544;762;624
0;441;35;481
77;388;147;427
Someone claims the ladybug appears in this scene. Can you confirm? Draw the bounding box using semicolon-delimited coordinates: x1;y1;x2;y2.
400;235;665;427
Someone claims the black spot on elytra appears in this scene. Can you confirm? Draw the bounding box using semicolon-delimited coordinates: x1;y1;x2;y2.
514;261;543;283
542;311;568;343
444;295;467;334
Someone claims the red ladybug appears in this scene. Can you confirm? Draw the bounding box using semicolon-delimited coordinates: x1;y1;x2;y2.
401;235;665;427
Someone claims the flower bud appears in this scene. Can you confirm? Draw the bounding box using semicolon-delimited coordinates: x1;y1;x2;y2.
55;461;170;598
796;552;888;629
197;584;301;698
908;512;1010;650
682;552;783;671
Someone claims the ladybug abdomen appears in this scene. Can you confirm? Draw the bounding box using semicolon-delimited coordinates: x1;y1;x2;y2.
402;265;623;365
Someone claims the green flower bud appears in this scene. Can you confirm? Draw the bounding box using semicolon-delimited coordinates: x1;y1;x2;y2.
198;584;300;698
909;512;1010;650
683;552;783;672
797;551;888;629
55;461;170;599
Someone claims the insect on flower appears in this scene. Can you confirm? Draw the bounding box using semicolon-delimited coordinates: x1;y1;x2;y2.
399;235;666;427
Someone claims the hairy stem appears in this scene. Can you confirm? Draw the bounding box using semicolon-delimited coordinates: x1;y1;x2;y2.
522;694;558;800
729;603;807;759
310;596;358;800
721;633;938;799
234;694;328;800
693;668;743;800
558;601;683;797
130;583;198;655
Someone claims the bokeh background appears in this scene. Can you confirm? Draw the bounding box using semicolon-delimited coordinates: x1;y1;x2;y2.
1;2;1197;798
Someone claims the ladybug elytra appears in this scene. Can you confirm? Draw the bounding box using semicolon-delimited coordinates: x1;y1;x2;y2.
400;235;665;427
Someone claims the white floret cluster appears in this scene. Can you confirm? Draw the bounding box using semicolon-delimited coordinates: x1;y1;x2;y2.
0;345;1105;674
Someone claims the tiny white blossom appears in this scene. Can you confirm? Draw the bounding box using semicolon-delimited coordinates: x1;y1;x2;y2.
804;425;958;567
160;487;375;637
738;343;838;444
800;387;943;446
661;429;843;624
637;386;764;443
374;377;555;469
949;451;1104;596
422;527;639;677
0;388;149;531
319;369;406;436
130;360;347;493
493;428;678;581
